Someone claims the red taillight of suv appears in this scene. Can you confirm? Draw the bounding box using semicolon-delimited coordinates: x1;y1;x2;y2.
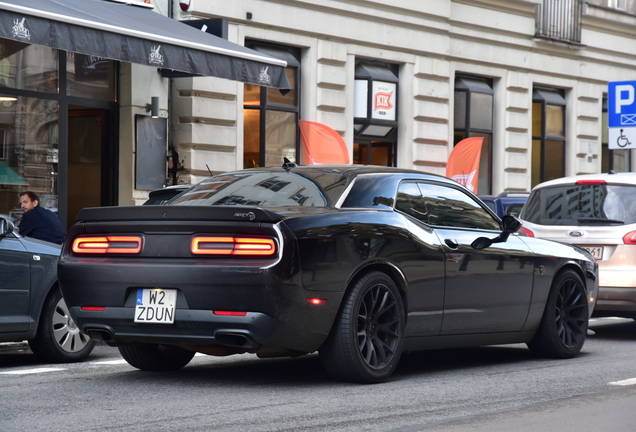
623;231;636;244
191;236;276;256
72;236;143;254
519;227;534;237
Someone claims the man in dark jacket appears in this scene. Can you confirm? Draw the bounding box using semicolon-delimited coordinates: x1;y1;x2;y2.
18;191;66;245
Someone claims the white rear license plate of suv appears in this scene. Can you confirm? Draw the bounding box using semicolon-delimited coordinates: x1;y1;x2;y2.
581;246;603;260
134;288;176;324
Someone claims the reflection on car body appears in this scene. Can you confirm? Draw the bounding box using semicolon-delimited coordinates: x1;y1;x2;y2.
58;165;598;383
143;185;192;205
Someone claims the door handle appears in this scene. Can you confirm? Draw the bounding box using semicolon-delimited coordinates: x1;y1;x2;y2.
444;238;459;249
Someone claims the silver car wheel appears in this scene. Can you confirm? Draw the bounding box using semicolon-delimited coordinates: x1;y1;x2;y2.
53;297;91;353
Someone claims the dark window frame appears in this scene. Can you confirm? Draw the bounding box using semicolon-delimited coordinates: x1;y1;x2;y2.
353;60;399;167
243;42;300;168
453;75;494;195
532;87;566;187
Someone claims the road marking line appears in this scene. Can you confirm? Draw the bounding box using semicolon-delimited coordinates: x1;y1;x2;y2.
90;359;128;365
609;378;636;386
0;367;65;375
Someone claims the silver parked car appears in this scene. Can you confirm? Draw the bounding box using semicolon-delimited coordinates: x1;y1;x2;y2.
520;172;636;319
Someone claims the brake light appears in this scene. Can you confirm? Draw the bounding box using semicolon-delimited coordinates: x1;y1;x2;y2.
191;236;276;256
623;231;636;244
575;179;607;185
307;298;327;305
72;236;142;254
213;311;247;316
519;227;534;237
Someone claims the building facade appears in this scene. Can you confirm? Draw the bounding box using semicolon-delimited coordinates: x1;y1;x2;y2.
174;0;636;196
0;0;635;228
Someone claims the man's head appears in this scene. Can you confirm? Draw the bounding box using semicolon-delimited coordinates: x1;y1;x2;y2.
20;191;40;213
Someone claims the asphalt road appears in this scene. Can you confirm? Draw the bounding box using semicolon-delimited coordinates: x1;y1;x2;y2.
1;318;635;432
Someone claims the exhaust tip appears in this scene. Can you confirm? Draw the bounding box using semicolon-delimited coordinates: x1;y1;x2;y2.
215;332;259;350
86;329;115;343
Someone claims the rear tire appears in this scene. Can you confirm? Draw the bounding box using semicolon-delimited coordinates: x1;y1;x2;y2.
28;286;95;363
119;344;195;371
527;270;588;358
320;271;405;383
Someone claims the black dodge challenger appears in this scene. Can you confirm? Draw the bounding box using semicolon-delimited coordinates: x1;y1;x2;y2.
58;165;598;383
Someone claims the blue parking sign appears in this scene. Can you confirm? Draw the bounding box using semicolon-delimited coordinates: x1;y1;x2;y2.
609;81;636;128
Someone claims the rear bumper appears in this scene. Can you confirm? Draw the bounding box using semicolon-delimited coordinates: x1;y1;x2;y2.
58;258;343;353
71;308;326;352
592;286;636;318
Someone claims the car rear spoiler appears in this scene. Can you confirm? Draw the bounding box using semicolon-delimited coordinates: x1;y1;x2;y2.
75;206;287;224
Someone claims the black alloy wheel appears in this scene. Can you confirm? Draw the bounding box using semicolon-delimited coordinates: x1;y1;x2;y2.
528;269;588;358
320;271;405;383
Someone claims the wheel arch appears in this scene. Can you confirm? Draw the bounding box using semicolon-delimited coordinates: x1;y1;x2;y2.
27;279;60;338
555;261;587;291
523;259;589;333
345;261;409;321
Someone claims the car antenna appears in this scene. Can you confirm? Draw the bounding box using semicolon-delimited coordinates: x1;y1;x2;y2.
282;157;297;172
206;164;213;176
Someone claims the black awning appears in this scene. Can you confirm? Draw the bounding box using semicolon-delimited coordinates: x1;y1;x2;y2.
0;0;290;89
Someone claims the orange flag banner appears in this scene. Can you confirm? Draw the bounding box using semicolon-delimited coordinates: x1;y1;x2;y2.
445;137;484;193
299;120;350;164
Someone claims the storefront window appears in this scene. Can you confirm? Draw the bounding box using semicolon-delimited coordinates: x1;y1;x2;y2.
353;61;399;167
0;96;59;217
454;75;494;194
243;43;300;169
531;87;566;187
0;40;58;93
265;110;297;167
66;53;117;102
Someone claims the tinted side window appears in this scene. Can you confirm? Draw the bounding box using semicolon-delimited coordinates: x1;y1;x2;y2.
418;183;501;230
396;182;429;223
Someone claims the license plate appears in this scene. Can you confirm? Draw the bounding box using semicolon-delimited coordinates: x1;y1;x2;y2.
134;288;177;324
582;246;603;260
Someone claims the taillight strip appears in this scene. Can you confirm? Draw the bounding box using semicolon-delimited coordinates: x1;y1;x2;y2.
192;236;276;256
72;236;142;254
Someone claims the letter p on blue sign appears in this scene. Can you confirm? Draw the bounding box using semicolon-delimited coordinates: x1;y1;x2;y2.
609;81;636;128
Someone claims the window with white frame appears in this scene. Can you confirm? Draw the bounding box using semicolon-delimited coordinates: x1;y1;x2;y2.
608;0;627;10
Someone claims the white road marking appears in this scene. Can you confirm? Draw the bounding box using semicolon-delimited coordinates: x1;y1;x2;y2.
609;378;636;386
0;367;65;375
90;359;128;365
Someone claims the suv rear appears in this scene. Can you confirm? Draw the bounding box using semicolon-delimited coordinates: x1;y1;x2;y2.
478;191;529;219
519;172;636;318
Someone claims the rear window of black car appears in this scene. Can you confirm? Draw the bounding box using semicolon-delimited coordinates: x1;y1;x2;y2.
168;170;348;207
521;184;636;226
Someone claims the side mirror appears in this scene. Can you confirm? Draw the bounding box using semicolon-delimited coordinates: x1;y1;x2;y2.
501;215;522;233
471;216;522;250
0;217;15;238
471;237;493;250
